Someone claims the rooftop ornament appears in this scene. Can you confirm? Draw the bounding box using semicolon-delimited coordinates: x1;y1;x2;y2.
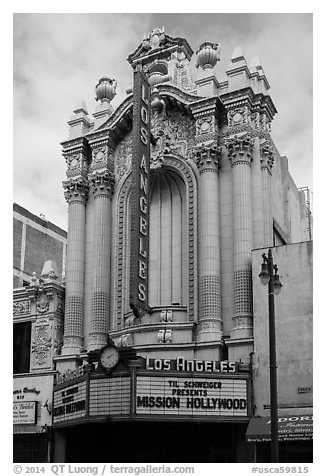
196;42;221;70
95;77;117;103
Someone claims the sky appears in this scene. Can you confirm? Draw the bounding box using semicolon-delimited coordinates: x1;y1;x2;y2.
12;12;313;231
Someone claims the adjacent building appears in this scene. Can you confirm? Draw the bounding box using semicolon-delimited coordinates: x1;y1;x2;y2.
13;203;67;288
13;204;67;462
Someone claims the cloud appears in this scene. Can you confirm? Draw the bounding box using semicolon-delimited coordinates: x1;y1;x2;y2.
13;13;313;229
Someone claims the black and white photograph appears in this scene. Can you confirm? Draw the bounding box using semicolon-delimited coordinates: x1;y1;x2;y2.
10;7;315;472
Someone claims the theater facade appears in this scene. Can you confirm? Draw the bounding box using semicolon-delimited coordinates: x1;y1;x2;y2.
49;28;312;462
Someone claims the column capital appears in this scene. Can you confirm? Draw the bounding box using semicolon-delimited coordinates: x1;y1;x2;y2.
260;139;275;171
63;176;89;204
88;169;115;198
194;142;221;172
225;133;254;166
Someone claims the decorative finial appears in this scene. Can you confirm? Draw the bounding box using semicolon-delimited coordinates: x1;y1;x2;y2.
196;42;221;70
31;272;39;287
95;78;117;103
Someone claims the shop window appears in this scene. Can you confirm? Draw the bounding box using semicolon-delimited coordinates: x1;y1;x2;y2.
13;321;31;374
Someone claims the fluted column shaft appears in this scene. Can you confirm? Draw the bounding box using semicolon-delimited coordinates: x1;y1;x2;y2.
88;170;114;350
227;134;254;339
196;145;222;343
62;178;88;354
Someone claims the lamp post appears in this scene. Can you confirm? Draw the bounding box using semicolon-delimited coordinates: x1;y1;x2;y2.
259;248;282;463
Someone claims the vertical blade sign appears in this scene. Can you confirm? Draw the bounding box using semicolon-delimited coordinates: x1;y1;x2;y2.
129;66;151;317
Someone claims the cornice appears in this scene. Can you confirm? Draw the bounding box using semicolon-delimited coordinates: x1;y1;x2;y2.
220;87;277;119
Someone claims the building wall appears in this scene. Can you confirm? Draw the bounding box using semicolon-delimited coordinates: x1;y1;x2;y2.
271;154;310;244
252;241;313;416
13;203;67;288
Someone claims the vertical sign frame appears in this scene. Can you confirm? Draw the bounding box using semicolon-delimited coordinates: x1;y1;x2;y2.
129;65;151;317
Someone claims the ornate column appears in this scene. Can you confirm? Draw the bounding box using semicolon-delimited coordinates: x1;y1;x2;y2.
191;99;223;345
226;133;254;339
88;143;115;351
261;139;274;246
196;142;223;343
62;175;88;355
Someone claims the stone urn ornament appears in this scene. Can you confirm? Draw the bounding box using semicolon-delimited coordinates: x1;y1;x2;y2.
196;42;221;70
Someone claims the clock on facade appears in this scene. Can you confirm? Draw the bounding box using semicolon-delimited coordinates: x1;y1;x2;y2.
98;344;120;371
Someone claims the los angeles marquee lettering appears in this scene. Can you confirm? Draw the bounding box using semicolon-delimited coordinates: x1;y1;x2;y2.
146;356;237;373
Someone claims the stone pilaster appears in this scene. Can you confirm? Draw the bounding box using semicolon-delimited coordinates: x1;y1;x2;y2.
226;133;254;339
260;140;274;246
251;136;265;248
61;176;88;354
194;141;223;344
88;169;114;350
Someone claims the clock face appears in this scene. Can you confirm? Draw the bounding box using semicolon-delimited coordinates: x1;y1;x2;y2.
99;345;120;371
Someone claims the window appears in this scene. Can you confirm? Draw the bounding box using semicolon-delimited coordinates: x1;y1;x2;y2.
13;322;31;374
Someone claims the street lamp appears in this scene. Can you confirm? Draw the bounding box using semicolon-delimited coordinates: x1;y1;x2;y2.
259;248;283;463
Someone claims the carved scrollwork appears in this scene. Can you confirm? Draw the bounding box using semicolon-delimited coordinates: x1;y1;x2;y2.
150;110;195;162
31;325;52;367
36;288;49;314
114;134;133;182
260;140;275;169
13;300;31;316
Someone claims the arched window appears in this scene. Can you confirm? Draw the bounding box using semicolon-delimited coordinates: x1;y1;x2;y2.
114;158;197;329
149;168;187;307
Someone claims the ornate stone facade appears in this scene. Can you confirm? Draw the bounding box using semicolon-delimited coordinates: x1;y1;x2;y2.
57;27;308;369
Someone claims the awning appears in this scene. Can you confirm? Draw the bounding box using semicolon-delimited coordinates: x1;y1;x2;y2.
246;414;313;442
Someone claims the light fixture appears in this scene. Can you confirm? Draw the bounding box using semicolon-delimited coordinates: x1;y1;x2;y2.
259;261;270;285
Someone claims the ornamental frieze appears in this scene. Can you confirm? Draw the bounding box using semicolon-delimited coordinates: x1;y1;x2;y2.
13;300;31;316
151;110;195;161
260;140;275;169
36;289;50;314
227;106;249;128
114;134;133;182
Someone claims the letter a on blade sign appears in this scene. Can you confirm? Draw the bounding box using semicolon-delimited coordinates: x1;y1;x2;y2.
129;65;151;317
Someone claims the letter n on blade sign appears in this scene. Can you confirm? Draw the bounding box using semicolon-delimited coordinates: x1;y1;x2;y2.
129;65;151;317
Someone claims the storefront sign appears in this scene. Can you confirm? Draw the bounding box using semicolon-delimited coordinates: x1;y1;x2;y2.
129;65;151;316
246;414;313;442
145;357;238;373
13;375;53;429
13;401;37;424
136;375;248;417
53;382;87;424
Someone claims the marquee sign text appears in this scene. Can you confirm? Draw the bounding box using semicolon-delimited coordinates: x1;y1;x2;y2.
136;375;248;417
53;382;86;423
